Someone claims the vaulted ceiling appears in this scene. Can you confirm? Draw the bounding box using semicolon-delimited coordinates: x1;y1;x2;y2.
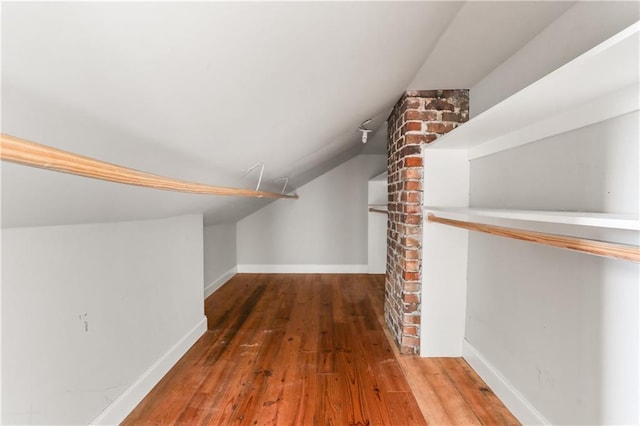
1;1;573;228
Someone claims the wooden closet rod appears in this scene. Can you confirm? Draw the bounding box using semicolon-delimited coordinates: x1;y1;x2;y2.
427;213;640;263
369;208;388;214
0;134;299;199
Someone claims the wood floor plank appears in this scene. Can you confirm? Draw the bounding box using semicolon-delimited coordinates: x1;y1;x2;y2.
436;358;510;425
298;275;322;353
455;357;521;425
208;279;295;424
414;358;483;425
334;350;374;425
123;273;519;426
314;373;344;425
364;274;517;426
395;355;454;425
385;391;430;425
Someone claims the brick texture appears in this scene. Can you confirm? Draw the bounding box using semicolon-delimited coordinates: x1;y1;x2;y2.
385;89;469;354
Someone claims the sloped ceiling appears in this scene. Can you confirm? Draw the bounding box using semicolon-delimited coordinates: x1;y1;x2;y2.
1;1;571;228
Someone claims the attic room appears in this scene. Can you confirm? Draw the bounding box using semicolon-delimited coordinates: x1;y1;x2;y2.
1;1;639;425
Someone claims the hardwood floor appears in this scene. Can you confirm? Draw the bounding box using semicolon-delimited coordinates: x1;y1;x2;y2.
123;274;518;425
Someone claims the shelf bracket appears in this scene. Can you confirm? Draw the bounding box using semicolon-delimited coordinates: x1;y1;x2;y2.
242;162;265;193
273;177;289;194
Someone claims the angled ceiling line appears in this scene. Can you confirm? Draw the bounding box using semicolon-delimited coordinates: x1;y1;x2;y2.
0;133;299;200
403;1;467;90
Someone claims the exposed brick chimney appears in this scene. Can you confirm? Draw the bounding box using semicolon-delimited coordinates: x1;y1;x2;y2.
385;89;469;354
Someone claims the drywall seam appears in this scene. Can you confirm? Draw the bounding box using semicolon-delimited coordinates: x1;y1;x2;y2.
237;264;369;274
89;317;207;425
462;339;550;425
204;266;238;298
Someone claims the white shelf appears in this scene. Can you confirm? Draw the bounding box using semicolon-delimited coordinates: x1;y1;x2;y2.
426;22;639;160
424;207;640;231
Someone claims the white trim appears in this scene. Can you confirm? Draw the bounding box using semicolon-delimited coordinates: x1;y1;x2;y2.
89;317;208;425
237;264;369;274
462;339;550;426
204;266;237;298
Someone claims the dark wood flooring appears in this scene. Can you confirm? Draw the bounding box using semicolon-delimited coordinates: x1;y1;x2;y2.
123;274;519;425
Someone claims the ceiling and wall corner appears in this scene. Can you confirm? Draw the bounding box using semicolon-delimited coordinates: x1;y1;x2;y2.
407;1;574;91
236;154;386;270
1;2;574;228
469;1;640;117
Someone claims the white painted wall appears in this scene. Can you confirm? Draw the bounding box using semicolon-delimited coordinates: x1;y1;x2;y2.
421;150;469;357
237;154;385;272
367;173;387;274
465;113;639;425
0;203;3;424
203;222;237;297
470;112;639;214
1;214;206;425
470;1;640;117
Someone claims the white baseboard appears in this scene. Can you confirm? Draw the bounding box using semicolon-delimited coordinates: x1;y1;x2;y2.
90;317;208;425
237;264;369;273
462;339;550;425
204;266;237;298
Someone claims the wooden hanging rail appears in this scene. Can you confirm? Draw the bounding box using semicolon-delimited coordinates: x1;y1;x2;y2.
0;134;299;199
369;207;388;215
427;213;640;263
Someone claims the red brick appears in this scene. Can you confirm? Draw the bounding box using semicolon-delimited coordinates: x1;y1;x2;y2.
385;89;469;352
402;169;422;180
405;157;423;167
403;283;420;294
442;111;462;122
403;271;420;281
404;134;428;144
440;89;468;99
400;145;422;156
403;314;421;325
403;292;420;303
426;110;440;121
402;326;418;336
401;237;420;248
406;192;421;203
426;122;456;134
404;181;422;191
404;302;418;313
402;204;421;214
405;226;422;236
401;335;420;347
400;345;419;355
403;249;420;260
406;214;422;225
405;110;438;121
404;121;422;132
404;97;422;109
423;134;438;144
425;98;455;111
